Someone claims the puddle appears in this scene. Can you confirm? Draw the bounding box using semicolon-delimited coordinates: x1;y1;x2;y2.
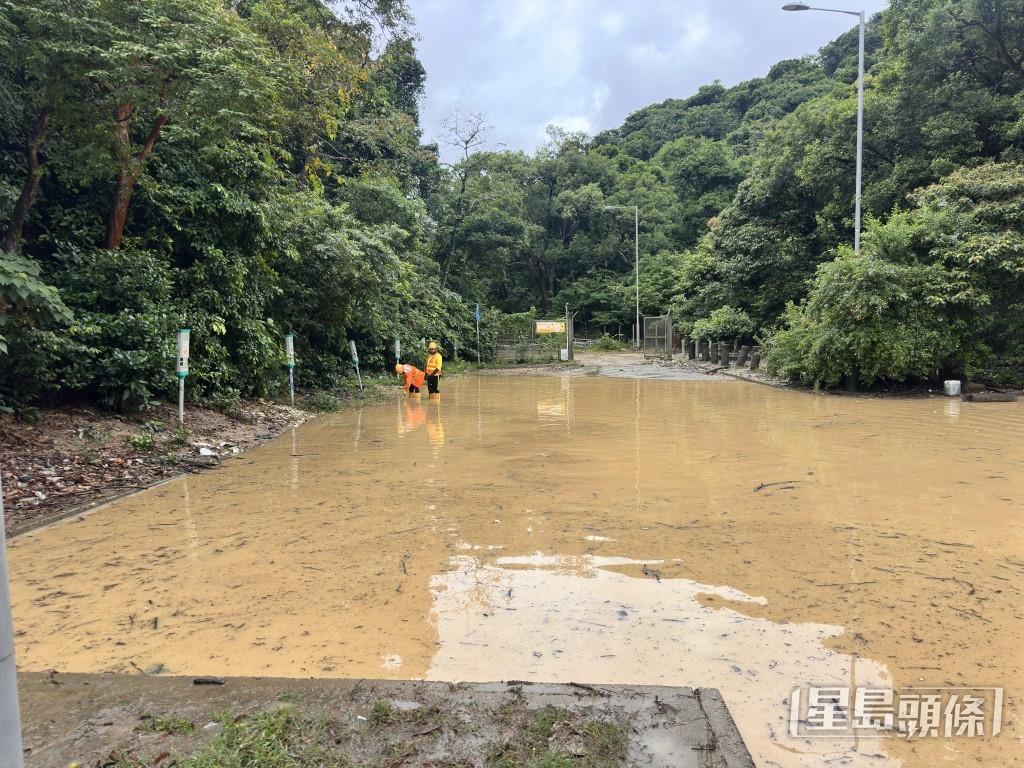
8;374;1024;767
428;553;894;767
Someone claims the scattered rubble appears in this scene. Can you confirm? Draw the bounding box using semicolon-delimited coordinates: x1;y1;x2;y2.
1;399;311;536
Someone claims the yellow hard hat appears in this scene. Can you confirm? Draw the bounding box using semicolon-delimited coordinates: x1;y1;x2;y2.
394;363;404;374
428;342;437;351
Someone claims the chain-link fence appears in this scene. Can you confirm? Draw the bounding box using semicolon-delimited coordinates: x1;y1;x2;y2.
495;319;570;363
643;314;673;359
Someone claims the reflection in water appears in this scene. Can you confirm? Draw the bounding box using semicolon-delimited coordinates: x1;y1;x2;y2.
428;554;894;768
182;478;198;558
290;428;298;489
399;396;425;435
8;374;1024;767
426;399;444;456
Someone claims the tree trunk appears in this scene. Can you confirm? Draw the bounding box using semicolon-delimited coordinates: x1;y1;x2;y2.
104;107;168;251
522;249;552;312
3;106;53;255
438;174;469;291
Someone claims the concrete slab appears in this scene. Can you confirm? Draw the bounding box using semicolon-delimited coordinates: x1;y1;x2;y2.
18;672;754;767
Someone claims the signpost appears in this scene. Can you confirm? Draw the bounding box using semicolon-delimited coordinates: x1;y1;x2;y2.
285;334;295;406
176;329;190;425
475;304;481;363
349;340;363;390
394;338;401;366
534;320;565;334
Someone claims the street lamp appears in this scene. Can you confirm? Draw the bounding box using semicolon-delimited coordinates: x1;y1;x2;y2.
603;204;640;347
783;3;865;253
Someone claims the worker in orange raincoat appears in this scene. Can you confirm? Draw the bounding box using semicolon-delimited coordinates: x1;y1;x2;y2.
395;363;426;394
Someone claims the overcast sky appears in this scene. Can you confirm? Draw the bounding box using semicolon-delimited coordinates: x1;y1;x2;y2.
403;0;890;161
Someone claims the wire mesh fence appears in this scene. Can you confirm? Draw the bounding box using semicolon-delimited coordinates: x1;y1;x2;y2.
643;314;673;359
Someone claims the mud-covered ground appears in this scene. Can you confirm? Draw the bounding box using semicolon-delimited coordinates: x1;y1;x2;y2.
1;398;314;536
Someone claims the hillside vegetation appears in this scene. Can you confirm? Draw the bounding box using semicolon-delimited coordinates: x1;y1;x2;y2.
2;0;1022;407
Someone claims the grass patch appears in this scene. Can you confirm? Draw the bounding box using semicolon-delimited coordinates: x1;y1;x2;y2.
303;392;340;412
88;699;633;768
140;713;194;735
487;703;629;768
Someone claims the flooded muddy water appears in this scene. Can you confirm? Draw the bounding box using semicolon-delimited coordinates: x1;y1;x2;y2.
8;372;1024;767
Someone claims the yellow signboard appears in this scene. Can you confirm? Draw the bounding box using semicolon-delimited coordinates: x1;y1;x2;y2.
535;321;565;334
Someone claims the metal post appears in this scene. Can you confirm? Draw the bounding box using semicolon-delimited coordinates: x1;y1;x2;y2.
0;473;25;768
565;304;574;362
603;204;640;348
394;337;401;366
349;340;363;390
783;4;864;253
634;205;640;348
176;328;190;426
475;304;481;364
285;334;295;407
854;10;864;254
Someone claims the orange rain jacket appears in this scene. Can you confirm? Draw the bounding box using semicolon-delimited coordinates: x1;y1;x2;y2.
401;364;426;391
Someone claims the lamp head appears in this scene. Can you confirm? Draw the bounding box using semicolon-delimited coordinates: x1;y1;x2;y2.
783;3;810;9
603;205;616;211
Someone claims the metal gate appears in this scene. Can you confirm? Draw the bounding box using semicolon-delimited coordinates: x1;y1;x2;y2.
643;313;673;359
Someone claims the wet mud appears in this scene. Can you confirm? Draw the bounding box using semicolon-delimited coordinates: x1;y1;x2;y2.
9;369;1024;767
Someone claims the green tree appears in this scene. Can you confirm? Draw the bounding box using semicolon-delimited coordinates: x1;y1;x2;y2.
767;253;983;389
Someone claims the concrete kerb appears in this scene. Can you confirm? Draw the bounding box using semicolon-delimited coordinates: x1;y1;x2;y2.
18;673;755;768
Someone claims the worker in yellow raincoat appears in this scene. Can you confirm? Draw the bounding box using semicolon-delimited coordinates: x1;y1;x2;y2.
425;342;442;397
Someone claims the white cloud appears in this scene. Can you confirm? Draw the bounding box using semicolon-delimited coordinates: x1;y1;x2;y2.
408;0;891;160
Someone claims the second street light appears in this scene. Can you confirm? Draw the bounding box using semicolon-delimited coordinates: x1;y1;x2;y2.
783;3;865;253
603;204;640;347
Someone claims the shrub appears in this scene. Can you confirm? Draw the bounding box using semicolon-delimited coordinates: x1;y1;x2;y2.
304;392;340;412
592;334;628;351
766;254;988;389
690;306;755;342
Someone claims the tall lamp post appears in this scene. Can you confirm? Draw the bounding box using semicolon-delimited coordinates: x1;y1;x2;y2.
783;3;865;253
603;204;640;347
0;475;24;768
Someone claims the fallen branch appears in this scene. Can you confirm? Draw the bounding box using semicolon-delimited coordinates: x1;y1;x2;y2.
754;480;805;492
568;681;610;697
816;581;877;587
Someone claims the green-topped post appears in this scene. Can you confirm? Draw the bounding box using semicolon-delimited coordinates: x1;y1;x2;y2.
285;334;295;406
176;329;190;425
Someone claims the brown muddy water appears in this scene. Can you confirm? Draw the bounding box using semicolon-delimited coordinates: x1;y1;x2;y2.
8;374;1024;767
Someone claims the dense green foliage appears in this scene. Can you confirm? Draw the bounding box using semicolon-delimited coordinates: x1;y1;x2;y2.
1;0;1022;404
